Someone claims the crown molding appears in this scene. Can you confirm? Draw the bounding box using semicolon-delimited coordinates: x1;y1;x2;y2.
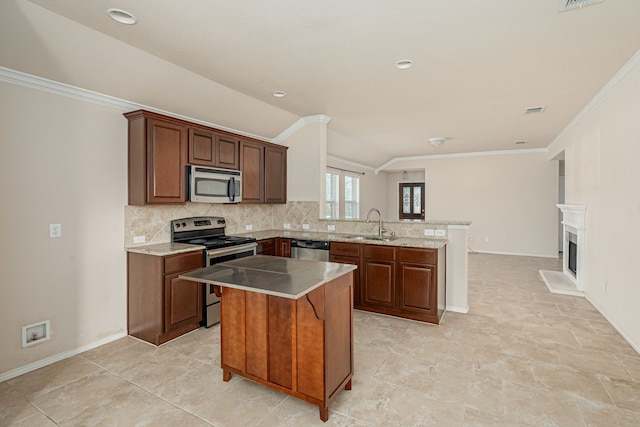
272;114;331;144
326;155;375;171
374;148;549;174
0;66;271;143
547;48;640;153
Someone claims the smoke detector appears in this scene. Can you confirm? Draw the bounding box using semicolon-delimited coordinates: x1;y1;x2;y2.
429;137;447;147
560;0;603;12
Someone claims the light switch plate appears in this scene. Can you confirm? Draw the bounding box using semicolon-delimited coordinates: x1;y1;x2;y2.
49;224;62;238
424;229;435;237
133;236;145;244
435;230;446;237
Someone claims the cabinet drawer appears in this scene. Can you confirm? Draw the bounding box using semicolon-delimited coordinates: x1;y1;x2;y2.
164;251;203;274
398;248;436;265
363;244;395;261
257;238;276;255
330;242;361;257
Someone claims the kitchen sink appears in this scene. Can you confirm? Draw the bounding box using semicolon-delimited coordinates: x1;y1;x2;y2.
342;235;398;242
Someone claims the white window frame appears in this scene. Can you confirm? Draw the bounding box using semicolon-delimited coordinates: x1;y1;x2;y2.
325;171;340;219
326;168;361;220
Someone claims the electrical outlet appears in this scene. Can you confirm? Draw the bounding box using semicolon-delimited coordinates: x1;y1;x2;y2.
302;224;310;230
49;224;62;238
424;229;435;237
133;236;145;244
283;223;291;229
327;225;336;231
245;224;253;231
435;229;446;237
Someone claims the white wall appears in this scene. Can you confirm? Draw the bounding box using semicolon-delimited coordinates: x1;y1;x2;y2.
548;51;640;352
389;152;559;257
0;82;128;374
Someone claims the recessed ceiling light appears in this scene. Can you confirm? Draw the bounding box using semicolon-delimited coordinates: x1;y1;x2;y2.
107;8;137;25
271;90;287;98
395;60;414;70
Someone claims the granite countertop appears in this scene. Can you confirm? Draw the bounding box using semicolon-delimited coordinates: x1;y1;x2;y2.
125;242;205;256
241;230;447;249
179;255;357;299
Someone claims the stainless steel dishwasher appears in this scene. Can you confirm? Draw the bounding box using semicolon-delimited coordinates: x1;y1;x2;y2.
290;239;330;261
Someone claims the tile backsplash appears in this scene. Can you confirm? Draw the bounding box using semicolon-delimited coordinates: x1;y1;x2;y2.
125;201;455;247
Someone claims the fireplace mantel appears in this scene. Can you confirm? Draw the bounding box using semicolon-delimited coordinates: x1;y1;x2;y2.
557;204;587;230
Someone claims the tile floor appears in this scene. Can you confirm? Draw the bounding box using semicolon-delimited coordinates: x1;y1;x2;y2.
2;254;640;426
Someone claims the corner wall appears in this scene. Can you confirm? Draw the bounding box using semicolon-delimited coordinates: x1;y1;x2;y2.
548;51;640;352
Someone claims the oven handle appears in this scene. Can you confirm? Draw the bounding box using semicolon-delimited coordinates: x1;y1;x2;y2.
207;242;257;260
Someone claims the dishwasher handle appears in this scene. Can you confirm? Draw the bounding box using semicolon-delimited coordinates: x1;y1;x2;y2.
290;239;330;250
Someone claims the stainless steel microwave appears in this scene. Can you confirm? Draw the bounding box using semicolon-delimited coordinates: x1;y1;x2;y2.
188;165;242;203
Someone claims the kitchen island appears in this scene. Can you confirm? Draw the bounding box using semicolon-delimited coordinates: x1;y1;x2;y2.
180;255;356;422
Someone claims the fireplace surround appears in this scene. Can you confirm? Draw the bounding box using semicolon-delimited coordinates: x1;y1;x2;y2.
557;204;587;291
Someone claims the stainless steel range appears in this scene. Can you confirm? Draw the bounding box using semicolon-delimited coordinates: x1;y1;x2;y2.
171;216;257;327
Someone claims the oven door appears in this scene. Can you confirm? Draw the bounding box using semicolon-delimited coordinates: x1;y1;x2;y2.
203;242;257;327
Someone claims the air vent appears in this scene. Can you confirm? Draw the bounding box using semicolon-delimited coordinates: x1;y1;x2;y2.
525;106;546;114
560;0;603;12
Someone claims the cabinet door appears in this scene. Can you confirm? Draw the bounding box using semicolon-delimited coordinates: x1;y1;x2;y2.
256;238;276;255
362;258;395;309
188;127;215;166
265;146;287;203
397;263;436;316
146;118;187;204
330;255;361;306
240;140;264;203
215;134;240;170
164;273;202;333
276;238;291;257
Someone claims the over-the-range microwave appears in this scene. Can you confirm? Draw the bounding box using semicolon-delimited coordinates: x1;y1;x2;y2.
188;165;242;203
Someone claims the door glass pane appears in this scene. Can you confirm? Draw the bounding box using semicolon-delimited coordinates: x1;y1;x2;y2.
403;187;411;214
413;186;421;214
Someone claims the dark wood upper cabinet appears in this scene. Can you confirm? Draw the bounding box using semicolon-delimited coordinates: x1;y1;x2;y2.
265;145;287;203
125;111;187;205
240;140;265;203
125;109;286;205
189;127;239;170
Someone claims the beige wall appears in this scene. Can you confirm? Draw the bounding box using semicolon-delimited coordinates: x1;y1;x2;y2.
389;152;559;257
548;51;640;351
0;82;128;374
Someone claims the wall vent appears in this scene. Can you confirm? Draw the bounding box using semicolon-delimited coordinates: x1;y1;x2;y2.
525;106;546;114
560;0;603;12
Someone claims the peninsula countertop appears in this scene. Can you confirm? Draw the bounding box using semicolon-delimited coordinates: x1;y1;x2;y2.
179;255;357;299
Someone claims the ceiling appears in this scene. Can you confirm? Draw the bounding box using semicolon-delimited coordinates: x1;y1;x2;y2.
25;0;640;167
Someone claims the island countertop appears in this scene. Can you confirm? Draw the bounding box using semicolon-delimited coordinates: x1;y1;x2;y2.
179;255;357;299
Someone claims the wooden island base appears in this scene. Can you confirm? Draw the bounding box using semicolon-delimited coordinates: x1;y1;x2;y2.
215;271;354;422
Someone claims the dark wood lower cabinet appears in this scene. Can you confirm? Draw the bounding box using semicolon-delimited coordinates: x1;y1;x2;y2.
256;238;291;257
127;251;203;345
218;272;354;422
330;242;445;324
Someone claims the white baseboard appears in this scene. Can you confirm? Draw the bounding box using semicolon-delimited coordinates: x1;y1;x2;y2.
585;295;640;356
446;305;469;314
0;331;127;383
469;249;559;259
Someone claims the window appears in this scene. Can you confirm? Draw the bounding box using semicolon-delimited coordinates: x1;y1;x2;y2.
399;182;425;220
344;175;360;219
326;169;361;219
326;172;339;219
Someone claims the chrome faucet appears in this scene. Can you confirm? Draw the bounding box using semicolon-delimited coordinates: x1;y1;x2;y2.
366;208;386;237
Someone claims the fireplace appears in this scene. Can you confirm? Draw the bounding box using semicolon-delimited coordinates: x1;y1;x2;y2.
557;204;587;291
